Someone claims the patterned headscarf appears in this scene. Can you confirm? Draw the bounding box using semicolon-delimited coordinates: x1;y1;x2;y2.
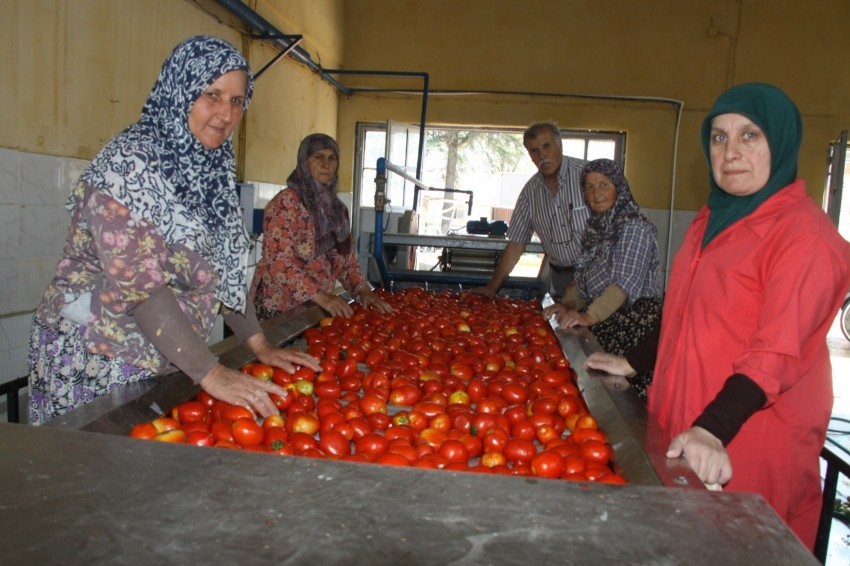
287;134;352;255
78;35;254;311
700;83;802;248
575;159;646;291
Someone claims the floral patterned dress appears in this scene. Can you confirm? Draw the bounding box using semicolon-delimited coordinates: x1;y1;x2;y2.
250;189;366;320
29;183;223;424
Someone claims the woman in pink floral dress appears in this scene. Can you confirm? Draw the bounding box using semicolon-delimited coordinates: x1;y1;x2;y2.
250;134;392;320
28;36;319;425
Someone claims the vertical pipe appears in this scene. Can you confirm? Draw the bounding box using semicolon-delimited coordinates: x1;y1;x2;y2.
373;158;391;287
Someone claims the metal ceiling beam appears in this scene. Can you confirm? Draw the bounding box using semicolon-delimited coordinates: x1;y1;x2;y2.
213;0;350;95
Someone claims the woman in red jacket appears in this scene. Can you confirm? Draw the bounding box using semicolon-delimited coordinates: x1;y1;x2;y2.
646;83;850;549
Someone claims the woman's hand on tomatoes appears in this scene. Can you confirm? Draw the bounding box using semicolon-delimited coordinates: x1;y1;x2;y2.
542;304;597;329
666;426;732;487
358;287;393;314
245;333;322;373
583;352;636;378
313;290;354;318
199;364;290;418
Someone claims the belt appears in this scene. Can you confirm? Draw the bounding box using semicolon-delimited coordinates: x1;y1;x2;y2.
549;263;574;274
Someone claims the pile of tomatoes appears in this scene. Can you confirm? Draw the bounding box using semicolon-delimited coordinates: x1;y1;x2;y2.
129;287;626;484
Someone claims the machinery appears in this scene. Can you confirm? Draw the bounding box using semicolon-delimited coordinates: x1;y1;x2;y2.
371;158;545;295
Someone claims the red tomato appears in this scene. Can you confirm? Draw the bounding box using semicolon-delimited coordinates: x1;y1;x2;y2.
510;420;536;441
580;439;613;465
355;433;389;456
222;405;254;422
231;418;263;448
264;427;289;452
418;428;448;449
458;433;482;459
319;431;351;458
535;424;560;445
130;422;158;440
479;451;507;468
155;429;187;443
556;394;584;418
290;431;319;453
374;453;412;467
314;381;342;399
500;382;528;405
241;362;274;380
482;427;509;454
336;358;358;378
262;414;285;431
531;450;565;479
389;384;422;407
185;430;215;447
176;401;208;424
359;394;388;416
438;439;469;464
151;416;180;433
479;396;509;415
503;438;537;463
367;412;391;431
196;390;217;408
181;421;211;435
466;379;486;404
347;417;372;440
286;413;320;436
569;427;607;446
428;412;452;433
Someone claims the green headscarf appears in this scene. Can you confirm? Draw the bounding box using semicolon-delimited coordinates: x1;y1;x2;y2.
700;83;802;248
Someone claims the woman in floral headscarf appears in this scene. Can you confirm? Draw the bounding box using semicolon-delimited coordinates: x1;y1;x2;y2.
543;158;662;401
28;36;319;425
250;133;392;320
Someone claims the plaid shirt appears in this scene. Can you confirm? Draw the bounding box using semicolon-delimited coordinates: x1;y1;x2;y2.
506;156;589;267
577;218;662;305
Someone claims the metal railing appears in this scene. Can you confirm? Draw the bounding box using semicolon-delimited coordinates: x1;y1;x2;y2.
0;376;28;424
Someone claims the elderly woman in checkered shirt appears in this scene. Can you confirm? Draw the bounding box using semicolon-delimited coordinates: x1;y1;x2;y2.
542;159;662;401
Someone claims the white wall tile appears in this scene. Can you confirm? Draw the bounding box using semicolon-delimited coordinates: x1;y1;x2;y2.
62;157;88;196
0;313;34;350
16;256;60;310
0;148;19;205
0;312;32;384
0;344;29;383
18;204;70;258
19;152;65;205
0;259;16;314
0;204;21;259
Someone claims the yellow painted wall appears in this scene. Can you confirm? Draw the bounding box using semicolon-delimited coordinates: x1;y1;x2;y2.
339;0;850;211
1;0;344;185
3;0;849;210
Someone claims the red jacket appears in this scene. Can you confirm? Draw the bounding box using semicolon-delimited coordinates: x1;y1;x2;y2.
649;180;850;547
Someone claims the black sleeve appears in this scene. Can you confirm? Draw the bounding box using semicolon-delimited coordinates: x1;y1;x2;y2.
624;318;661;375
691;373;767;446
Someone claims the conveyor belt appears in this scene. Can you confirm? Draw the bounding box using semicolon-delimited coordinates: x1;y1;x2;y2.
4;295;816;563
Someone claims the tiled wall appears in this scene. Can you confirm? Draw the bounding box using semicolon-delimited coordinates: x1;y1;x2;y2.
0;149;88;385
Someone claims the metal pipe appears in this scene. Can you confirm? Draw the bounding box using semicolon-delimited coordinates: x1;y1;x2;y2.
213;0;350;94
373;158;391;287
